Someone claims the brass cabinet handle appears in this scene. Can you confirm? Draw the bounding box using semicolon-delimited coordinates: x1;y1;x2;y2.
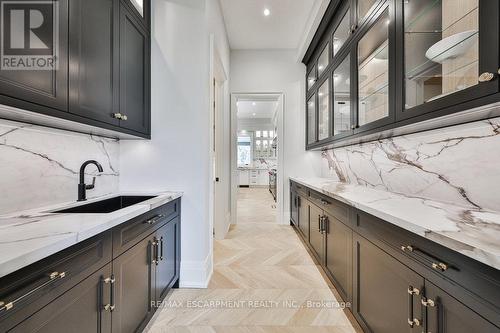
103;275;116;312
478;72;495;82
121;115;128;121
145;214;166;225
113;113;123;119
0;271;66;313
421;297;436;308
151;240;159;265
159;236;164;261
431;262;448;272
407;286;421;328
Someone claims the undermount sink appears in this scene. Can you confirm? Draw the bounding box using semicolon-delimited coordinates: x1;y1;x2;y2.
53;196;156;214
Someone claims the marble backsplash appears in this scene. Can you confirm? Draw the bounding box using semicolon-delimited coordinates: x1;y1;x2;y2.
0;119;119;214
321;117;500;212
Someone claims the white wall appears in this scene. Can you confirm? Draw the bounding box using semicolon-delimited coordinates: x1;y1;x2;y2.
230;50;322;223
119;0;230;288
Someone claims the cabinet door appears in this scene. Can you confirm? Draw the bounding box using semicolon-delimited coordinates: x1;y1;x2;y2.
355;5;394;134
325;213;353;302
353;234;423;333
308;204;325;264
0;0;68;112
298;196;310;241
112;235;154;333
424;281;499;333
306;93;317;146
10;264;112;333
154;218;180;302
290;190;299;226
399;0;500;121
69;0;119;125
119;4;150;134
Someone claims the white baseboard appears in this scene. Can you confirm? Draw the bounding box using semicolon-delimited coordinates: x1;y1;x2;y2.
179;252;213;288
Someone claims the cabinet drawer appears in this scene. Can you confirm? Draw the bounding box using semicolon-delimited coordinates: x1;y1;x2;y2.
355;210;500;322
309;190;350;226
112;199;179;258
291;181;308;197
0;231;112;331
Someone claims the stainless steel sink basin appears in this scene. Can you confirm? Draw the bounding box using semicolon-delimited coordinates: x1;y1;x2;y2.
53;196;156;214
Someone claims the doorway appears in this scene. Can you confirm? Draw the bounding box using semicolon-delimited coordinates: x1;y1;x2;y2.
231;93;284;225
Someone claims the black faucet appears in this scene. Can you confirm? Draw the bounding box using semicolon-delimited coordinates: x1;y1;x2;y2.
78;160;104;201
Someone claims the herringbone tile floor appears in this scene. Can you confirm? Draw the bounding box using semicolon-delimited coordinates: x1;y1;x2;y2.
146;189;361;333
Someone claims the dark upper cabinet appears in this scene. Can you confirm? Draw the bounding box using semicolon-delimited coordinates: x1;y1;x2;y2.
353;233;424;333
397;0;500;121
154;218;180;301
119;3;150;134
324;212;352;302
121;0;150;31
424;281;499;333
112;234;155;333
69;0;119;126
304;0;500;149
0;0;68;112
10;264;112;333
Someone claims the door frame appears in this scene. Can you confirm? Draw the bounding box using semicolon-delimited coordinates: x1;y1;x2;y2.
230;92;285;225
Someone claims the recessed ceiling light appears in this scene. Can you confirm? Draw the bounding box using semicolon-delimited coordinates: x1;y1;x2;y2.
252;113;257;116
263;8;270;16
252;102;256;106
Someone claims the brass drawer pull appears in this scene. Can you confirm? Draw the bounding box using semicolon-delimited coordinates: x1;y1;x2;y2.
0;271;66;313
432;262;448;272
478;72;495;82
145;214;166;225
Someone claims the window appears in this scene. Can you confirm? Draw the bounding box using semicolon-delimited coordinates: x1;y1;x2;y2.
237;136;251;166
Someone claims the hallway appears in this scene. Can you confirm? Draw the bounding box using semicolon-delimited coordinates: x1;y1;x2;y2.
146;189;359;332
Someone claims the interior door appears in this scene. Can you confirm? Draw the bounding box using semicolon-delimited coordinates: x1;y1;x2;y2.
112;235;154;333
353;234;423;333
0;0;68;112
424;281;499;333
325;213;353;302
308;203;325;264
154;218;179;302
69;0;119;125
10;264;112;333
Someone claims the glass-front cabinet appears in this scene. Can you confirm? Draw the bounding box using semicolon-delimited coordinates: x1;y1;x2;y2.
357;8;391;129
304;0;500;150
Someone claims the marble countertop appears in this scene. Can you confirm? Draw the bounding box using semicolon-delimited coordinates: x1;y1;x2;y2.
290;177;500;271
0;191;182;278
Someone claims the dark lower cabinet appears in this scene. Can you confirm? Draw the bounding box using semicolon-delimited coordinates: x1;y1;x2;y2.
290;181;500;333
10;264;112;333
154;217;180;301
298;196;310;241
69;0;119;126
424;281;499;333
290;191;299;227
324;213;352;302
119;3;150;134
308;203;325;264
112;235;154;333
353;234;424;333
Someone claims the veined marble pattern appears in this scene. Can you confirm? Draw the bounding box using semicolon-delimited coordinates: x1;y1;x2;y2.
321;117;500;212
0;191;182;278
290;177;500;271
0;119;119;214
146;223;361;333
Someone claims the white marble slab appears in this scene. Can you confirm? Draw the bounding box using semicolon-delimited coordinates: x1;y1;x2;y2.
320;117;500;212
290;177;500;271
0;191;182;278
0;119;120;214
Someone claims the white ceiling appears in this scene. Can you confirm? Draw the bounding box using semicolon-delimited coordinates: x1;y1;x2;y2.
219;0;321;50
237;101;278;119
